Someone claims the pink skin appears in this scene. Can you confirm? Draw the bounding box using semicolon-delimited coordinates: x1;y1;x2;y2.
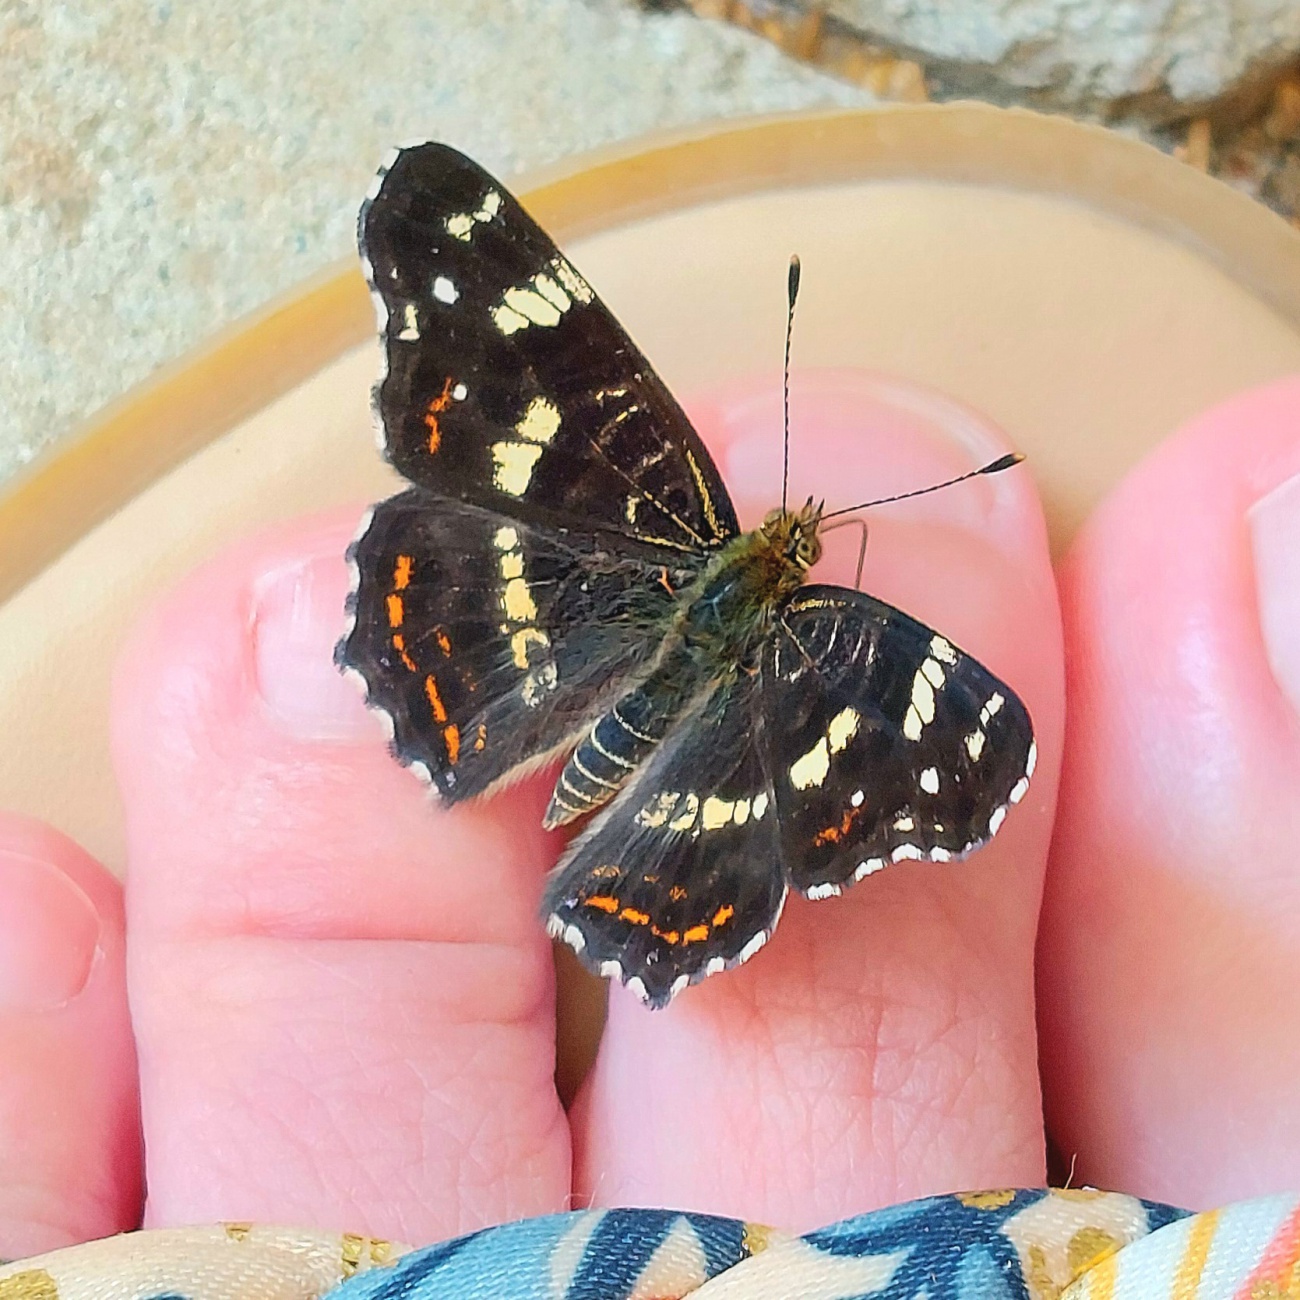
0;369;1295;1256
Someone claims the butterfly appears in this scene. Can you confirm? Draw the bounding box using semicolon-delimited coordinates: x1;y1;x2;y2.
337;143;1036;1009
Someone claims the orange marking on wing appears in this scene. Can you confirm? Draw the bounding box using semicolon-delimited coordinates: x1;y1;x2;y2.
386;594;404;628
393;554;413;590
474;723;487;752
391;634;418;672
668;885;687;901
620;907;650;926
712;904;735;928
424;377;455;453
584;895;620;913
813;805;863;848
682;924;710;944
435;627;452;655
651;926;680;945
424;675;448;723
657;566;675;595
444;723;461;764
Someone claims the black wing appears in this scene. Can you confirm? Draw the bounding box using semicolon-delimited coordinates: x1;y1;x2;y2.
359;143;739;557
763;586;1035;897
339;496;689;801
543;674;786;1009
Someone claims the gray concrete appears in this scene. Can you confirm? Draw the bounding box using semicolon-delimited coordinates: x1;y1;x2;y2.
825;0;1300;113
0;0;873;484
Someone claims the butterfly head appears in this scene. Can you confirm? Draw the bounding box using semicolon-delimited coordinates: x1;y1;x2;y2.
760;496;824;573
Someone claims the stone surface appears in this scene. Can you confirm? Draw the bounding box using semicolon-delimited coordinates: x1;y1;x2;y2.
822;0;1300;114
0;0;873;485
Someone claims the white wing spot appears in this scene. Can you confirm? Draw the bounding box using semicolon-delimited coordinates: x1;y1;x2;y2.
668;792;700;833
1010;775;1030;804
515;395;561;443
452;381;468;401
491;441;543;495
854;858;887;880
827;706;860;754
502;577;537;622
850;789;864;808
635;791;677;829
929;635;958;665
988;804;1008;836
492;302;529;335
892;843;924;861
910;671;936;725
552;256;593;303
532;271;571;313
920;766;940;794
432;275;458;304
965;729;986;762
510;627;550;671
790;736;830;790
503;284;562;327
702;796;735;831
1026;740;1038;777
398;302;420;340
445;212;474;240
806;882;840;900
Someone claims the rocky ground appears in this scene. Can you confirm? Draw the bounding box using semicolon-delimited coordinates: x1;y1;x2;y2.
670;0;1300;218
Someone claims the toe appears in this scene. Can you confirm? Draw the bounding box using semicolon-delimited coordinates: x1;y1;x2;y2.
113;511;570;1242
1040;374;1300;1205
0;814;139;1256
571;371;1064;1228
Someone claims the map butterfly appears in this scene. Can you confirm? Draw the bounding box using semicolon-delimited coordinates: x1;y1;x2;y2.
337;144;1036;1008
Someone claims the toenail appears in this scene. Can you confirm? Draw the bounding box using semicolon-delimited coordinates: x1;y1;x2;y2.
1250;467;1300;717
0;851;101;1011
715;372;1031;553
253;552;379;742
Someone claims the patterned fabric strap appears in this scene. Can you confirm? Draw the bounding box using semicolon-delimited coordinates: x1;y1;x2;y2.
3;1189;1298;1299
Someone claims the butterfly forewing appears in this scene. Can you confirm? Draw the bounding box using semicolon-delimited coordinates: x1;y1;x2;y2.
543;675;787;1009
360;143;739;556
762;586;1036;897
340;496;689;800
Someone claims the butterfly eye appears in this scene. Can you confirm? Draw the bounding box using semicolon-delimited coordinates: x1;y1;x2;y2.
795;534;821;568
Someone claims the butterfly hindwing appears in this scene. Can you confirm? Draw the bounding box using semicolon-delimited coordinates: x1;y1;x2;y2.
763;585;1036;897
339;494;691;800
543;673;786;1008
360;143;739;557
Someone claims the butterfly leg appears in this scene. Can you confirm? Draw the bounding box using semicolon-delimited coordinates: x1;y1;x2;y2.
820;515;870;590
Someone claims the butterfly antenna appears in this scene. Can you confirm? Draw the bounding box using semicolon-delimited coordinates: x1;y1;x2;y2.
782;254;800;515
821;452;1024;521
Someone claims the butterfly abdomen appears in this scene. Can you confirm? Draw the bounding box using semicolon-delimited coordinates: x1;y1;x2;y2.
543;639;710;829
542;524;808;829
